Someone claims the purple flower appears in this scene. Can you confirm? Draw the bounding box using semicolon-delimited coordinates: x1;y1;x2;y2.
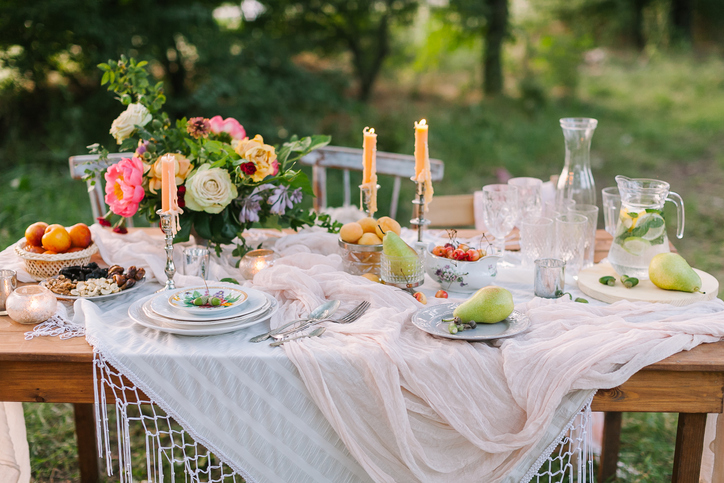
238;184;275;223
268;186;303;216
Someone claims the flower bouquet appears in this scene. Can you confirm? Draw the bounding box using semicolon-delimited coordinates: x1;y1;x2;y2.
89;56;336;256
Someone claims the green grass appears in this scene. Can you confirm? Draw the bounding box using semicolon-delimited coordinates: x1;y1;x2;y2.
7;52;724;480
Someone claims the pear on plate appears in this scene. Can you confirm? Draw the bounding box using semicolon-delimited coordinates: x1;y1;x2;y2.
382;231;419;278
453;286;514;324
649;253;703;293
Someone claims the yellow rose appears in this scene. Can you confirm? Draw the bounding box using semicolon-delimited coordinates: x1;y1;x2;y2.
145;153;192;194
234;134;279;182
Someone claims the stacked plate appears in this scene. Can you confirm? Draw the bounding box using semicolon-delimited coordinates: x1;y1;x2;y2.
128;283;278;336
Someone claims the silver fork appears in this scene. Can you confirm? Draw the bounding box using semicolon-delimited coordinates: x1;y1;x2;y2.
272;301;371;340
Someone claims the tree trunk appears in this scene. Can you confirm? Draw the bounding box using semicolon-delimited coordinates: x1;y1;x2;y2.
670;0;693;45
350;14;390;102
632;0;648;50
483;0;508;96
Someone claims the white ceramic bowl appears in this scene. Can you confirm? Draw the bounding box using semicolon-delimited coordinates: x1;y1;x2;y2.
425;243;501;292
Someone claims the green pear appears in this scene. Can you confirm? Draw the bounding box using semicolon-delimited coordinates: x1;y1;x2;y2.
649;252;702;293
453;286;514;324
382;231;420;279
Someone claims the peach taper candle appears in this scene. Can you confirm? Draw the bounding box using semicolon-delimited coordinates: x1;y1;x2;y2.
361;127;378;216
413;119;434;211
158;153;183;234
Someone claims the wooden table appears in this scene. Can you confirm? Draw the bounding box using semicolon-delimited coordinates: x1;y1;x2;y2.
1;230;721;483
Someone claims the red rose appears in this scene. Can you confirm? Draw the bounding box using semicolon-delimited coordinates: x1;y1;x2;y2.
239;162;257;176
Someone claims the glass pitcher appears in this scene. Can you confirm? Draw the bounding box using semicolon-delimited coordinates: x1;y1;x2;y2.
555;118;598;206
607;175;684;279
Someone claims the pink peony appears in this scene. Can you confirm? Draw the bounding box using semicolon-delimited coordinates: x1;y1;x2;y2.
209;115;246;140
104;157;145;217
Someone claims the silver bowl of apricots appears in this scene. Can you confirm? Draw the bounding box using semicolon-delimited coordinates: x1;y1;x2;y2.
338;216;401;278
425;241;501;292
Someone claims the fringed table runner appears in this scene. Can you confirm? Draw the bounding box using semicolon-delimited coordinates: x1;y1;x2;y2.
61;230;724;482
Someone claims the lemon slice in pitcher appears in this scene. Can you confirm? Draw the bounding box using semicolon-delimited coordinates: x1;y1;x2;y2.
622;237;651;256
641;214;666;241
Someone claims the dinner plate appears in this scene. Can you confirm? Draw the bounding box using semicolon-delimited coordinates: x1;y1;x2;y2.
150;286;267;321
142;297;270;328
129;292;278;336
41;276;146;301
411;303;530;341
167;286;248;314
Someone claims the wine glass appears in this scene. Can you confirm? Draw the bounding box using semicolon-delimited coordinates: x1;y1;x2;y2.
482;184;518;255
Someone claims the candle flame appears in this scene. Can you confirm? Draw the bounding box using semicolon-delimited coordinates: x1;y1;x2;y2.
364;126;375;134
415;119;427;128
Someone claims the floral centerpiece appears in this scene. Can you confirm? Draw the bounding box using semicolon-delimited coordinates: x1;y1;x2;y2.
89;56;337;257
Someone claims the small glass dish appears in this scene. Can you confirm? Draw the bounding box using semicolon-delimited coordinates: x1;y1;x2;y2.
338;239;382;277
380;252;424;288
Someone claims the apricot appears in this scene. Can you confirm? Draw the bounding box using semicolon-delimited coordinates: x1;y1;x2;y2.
66;247;85;253
43;250;58;255
358;233;382;245
24;245;45;254
25;222;48;247
69;223;92;248
42;226;72;253
340;222;364;244
361;273;380;283
357;217;378;233
44;224;64;234
375;216;401;239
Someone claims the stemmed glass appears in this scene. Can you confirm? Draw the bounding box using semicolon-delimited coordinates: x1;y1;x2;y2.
482;184;518;255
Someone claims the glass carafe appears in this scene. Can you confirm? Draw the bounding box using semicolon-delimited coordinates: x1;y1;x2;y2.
555;118;598;206
607;175;684;279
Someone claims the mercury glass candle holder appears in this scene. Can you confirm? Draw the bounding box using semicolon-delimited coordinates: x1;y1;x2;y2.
5;285;57;325
240;249;279;279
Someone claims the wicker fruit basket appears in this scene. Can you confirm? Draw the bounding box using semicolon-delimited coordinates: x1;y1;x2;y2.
14;239;99;281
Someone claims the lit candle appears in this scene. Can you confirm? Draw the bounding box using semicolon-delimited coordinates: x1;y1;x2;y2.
414;119;429;180
362;127;377;184
240;249;279;279
160;154;178;213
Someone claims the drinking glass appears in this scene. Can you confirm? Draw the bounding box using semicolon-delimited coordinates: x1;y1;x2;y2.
519;217;554;267
183;246;211;280
482;184;518;255
567;204;599;269
602;187;621;236
555;213;588;277
508;177;543;224
544;198;575;219
0;269;17;314
534;258;565;298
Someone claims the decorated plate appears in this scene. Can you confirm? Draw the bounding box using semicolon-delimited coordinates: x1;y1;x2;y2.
142;296;270;328
167;286;248;314
411;303;530;341
129;292;278;336
151;286;267;321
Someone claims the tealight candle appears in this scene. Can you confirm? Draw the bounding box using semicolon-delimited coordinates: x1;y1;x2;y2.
5;285;57;325
240;249;279;279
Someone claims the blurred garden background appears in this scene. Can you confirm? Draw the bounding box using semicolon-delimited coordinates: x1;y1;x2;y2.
2;0;724;480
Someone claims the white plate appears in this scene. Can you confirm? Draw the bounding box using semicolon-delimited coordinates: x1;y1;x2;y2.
41;276;146;301
142;297;270;328
411;303;530;341
167;286;248;314
129;292;278;336
150;286;267;321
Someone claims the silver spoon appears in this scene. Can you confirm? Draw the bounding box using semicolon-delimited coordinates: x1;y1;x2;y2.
249;300;340;343
269;327;326;347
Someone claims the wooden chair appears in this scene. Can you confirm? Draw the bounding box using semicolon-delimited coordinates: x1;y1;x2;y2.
298;146;444;219
426;194;475;228
69;153;130;222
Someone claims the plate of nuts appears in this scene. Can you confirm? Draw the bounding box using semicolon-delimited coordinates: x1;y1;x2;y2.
41;263;146;300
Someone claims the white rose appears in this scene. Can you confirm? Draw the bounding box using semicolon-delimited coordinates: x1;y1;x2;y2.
110;103;152;144
184;164;238;214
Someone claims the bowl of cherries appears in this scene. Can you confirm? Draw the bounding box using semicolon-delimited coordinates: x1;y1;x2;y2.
425;237;501;292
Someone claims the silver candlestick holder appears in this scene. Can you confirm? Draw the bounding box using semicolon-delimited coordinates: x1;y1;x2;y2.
157;210;178;291
409;180;430;243
359;183;380;218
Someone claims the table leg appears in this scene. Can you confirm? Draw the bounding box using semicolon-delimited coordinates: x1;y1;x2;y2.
599;412;623;482
672;413;707;483
73;403;99;483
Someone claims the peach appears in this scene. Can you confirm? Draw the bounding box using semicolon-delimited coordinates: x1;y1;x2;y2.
24;245;45;254
358;233;382;245
42;226;72;253
66;247;85;253
361;273;380;283
69;223;92;248
339;222;364;244
43;250;58;255
44;223;64;234
375;216;401;239
25;222;48;247
357;217;378;233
